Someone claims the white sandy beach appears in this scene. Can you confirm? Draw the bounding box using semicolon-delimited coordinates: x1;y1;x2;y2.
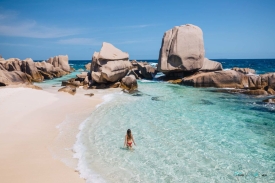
0;86;106;183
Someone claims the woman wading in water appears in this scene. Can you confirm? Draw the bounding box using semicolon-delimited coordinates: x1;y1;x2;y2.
124;129;136;149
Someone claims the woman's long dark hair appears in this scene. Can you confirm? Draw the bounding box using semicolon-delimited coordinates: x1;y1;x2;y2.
127;129;132;140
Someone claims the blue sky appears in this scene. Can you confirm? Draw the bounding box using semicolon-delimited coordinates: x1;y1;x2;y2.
0;0;274;60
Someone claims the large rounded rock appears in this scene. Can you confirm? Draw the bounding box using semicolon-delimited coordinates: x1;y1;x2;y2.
120;75;138;91
158;24;205;73
90;43;132;83
182;70;248;88
0;70;31;86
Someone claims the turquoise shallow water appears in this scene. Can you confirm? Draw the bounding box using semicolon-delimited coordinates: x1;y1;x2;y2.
75;80;275;183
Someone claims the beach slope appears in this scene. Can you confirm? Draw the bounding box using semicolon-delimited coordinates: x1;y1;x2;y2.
0;87;102;183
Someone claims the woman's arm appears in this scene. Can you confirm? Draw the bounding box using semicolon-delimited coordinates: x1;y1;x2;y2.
132;135;136;146
124;135;127;147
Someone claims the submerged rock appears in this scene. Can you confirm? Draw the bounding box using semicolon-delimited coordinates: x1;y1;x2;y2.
243;89;268;95
151;96;162;101
158;24;205;73
262;98;275;103
167;79;182;84
200;99;214;105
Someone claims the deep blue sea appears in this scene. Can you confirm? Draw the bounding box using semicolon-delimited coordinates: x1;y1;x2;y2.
48;59;275;183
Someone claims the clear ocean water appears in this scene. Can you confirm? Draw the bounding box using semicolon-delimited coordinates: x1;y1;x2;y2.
43;59;275;182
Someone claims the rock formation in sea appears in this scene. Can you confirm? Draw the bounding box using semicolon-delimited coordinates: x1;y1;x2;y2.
74;42;139;91
157;24;205;74
157;24;275;96
90;42;132;83
0;55;71;87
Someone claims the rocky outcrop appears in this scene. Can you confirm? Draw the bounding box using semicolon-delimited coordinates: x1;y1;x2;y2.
0;55;71;86
47;55;70;72
90;42;132;83
85;63;91;71
260;73;275;90
0;58;22;71
120;75;138;91
137;62;157;80
35;61;54;73
199;58;223;72
267;88;275;95
0;70;31;86
61;72;89;89
21;58;44;82
182;70;247;88
247;73;275;90
158;24;205;74
232;67;256;74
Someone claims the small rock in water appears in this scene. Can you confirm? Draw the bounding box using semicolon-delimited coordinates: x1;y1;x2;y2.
262;98;275;103
262;174;267;176
132;93;143;97
201;99;214;105
151;96;162;101
234;172;244;176
85;93;94;97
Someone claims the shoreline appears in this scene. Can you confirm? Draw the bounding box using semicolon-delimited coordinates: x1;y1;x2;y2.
0;86;114;183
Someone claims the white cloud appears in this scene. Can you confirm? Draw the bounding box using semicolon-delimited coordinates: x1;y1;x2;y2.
57;38;100;45
0;9;81;38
